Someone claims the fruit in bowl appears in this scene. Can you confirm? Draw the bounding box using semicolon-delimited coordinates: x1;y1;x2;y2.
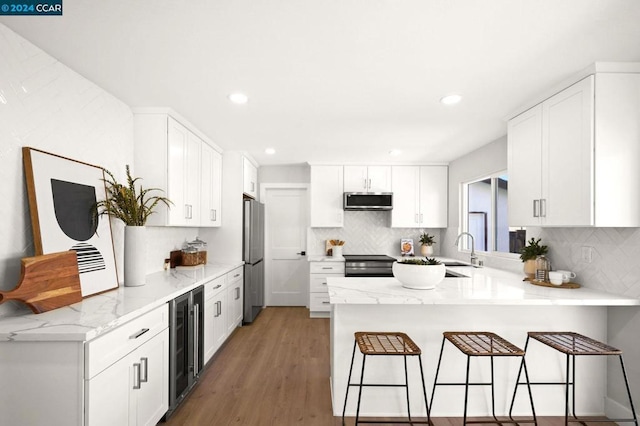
392;258;445;290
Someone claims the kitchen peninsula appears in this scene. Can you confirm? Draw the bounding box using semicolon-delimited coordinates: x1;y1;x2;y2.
328;263;639;418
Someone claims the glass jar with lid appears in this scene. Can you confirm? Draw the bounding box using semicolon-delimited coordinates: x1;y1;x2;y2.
535;255;551;282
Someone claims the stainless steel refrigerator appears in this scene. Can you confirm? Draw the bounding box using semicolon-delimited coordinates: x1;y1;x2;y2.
243;199;265;323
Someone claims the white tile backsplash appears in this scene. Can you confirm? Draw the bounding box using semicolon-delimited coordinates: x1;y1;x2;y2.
308;211;442;257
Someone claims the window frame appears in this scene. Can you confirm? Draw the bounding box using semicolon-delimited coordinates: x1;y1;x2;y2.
459;170;521;260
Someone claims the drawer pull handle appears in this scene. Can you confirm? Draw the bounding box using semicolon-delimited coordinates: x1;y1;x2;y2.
233;273;240;278
213;284;222;290
322;282;327;285
321;267;333;270
322;301;330;304
130;328;150;339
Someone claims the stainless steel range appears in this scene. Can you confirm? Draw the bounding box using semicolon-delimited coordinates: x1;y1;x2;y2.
343;254;396;277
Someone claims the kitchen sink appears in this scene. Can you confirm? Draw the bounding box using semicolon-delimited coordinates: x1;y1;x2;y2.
442;261;478;268
445;270;470;278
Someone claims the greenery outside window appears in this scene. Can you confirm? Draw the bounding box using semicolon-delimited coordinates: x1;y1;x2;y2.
460;171;525;256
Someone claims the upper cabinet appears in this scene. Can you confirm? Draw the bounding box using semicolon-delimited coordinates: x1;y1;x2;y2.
391;166;448;228
201;143;222;226
344;165;391;192
134;109;223;227
310;165;344;227
243;157;258;199
508;68;640;227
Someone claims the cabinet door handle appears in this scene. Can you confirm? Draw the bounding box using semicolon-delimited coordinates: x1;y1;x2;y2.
251;182;255;191
133;363;141;389
533;199;540;218
140;357;148;383
235;287;240;300
218;300;222;316
540;199;547;218
210;209;215;221
129;328;150;340
193;304;199;376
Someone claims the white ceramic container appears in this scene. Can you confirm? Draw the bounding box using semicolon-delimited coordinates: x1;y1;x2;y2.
392;261;445;290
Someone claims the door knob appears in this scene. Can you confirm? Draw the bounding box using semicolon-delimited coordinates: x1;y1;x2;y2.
296;251;306;256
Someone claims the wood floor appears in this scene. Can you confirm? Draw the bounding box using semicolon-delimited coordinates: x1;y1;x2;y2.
163;307;613;426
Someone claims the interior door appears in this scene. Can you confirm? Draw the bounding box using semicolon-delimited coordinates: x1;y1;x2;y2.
264;187;308;306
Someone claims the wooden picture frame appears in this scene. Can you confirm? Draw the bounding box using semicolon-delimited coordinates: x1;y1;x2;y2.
23;147;119;297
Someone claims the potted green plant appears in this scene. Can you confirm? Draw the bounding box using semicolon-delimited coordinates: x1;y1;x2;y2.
96;165;172;287
418;232;436;256
520;237;548;279
392;257;445;290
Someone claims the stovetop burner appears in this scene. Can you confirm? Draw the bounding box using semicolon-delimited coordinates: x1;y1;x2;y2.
342;254;396;262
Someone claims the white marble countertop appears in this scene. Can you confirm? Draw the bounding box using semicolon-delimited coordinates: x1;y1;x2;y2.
328;263;640;306
0;261;243;343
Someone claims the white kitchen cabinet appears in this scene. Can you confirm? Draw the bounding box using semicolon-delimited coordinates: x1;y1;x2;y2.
86;328;169;426
133;109;223;227
508;71;640;227
310;165;344;227
204;275;227;364
201;143;222;227
85;304;169;426
243;156;258;199
391;166;448;228
343;165;392;193
226;267;244;335
309;261;344;318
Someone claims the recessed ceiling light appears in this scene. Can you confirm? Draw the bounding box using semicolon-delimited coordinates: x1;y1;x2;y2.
389;150;402;156
440;94;462;105
228;93;249;104
265;148;276;155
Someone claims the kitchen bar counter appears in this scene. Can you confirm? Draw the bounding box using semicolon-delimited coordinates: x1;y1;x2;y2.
328;265;639;418
0;261;243;342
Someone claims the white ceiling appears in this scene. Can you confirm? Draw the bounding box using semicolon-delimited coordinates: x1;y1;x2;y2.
2;0;640;166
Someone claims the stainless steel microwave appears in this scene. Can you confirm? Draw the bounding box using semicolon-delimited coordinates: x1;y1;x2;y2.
343;192;393;211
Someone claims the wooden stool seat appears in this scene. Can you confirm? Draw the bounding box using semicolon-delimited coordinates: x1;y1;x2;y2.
528;331;621;355
342;332;430;425
432;331;536;425
355;332;421;356
444;331;525;357
510;331;638;425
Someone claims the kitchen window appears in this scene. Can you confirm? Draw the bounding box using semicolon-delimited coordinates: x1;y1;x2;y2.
461;171;525;256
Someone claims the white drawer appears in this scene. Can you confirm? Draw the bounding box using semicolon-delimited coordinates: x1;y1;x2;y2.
310;293;331;311
310;276;332;293
227;267;243;284
205;275;227;300
85;304;168;379
310;262;345;274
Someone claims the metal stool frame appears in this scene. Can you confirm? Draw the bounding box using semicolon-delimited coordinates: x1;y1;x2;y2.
509;332;638;426
431;332;537;425
342;332;431;426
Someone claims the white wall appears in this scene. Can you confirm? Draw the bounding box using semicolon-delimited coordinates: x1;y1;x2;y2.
0;24;214;316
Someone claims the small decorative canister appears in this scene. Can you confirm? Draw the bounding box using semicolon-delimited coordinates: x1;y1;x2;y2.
181;237;208;266
535;255;551;282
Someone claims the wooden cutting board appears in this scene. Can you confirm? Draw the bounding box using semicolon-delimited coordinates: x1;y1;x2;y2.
0;251;82;314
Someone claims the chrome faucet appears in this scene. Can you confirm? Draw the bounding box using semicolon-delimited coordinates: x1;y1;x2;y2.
455;232;478;265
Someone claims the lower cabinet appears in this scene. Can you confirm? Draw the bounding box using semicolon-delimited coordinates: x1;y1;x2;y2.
85;304;169;426
204;275;228;364
86;328;169;426
309;261;345;317
226;267;244;335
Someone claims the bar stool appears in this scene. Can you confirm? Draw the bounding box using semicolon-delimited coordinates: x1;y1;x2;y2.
342;332;430;425
509;331;638;426
431;331;537;425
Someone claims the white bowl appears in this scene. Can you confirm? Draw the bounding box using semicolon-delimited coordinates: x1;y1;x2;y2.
392;261;445;290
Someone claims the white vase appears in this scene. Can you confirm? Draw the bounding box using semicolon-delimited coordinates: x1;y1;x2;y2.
420;245;434;256
332;245;343;257
124;225;146;287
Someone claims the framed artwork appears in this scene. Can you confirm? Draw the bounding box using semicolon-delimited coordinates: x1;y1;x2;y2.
400;238;414;256
23;147;119;297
